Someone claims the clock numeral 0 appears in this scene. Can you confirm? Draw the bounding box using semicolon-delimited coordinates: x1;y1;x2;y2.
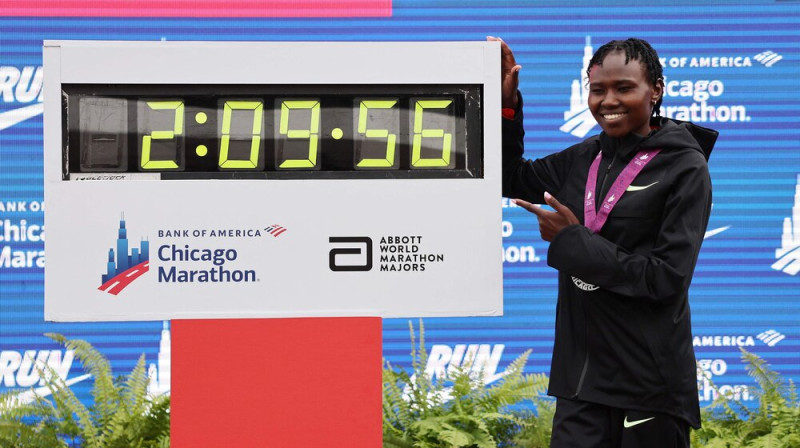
356;100;398;168
219;100;263;169
278;100;320;169
141;100;183;170
412;99;453;168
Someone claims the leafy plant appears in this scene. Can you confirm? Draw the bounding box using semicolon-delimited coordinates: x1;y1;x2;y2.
0;333;170;448
382;320;550;448
508;400;554;448
692;348;800;448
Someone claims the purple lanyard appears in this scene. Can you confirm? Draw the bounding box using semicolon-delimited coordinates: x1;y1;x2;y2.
584;148;661;233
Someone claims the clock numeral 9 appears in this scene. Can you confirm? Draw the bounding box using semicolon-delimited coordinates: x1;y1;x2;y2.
276;100;321;169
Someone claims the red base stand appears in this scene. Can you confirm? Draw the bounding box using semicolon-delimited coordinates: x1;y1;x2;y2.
170;317;382;447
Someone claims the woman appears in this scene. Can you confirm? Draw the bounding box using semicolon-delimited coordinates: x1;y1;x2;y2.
492;37;717;447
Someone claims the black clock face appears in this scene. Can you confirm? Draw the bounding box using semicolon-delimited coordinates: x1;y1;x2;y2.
65;84;483;180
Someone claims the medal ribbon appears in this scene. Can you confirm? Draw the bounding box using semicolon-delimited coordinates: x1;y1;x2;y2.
584;148;661;233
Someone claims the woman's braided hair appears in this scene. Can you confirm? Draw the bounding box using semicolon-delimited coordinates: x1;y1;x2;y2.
587;38;664;117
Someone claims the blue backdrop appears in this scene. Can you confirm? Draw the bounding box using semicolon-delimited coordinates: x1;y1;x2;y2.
1;0;798;413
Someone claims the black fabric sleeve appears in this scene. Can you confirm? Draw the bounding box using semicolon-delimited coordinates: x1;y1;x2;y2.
546;152;712;302
502;94;572;203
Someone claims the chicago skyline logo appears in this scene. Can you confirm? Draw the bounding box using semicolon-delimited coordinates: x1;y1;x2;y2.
148;321;171;397
98;214;150;295
772;174;800;276
560;36;596;138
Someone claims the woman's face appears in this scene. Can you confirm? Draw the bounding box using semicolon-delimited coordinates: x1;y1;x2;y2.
588;51;663;138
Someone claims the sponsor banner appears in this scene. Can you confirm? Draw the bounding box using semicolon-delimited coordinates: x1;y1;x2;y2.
773;175;800;276
559;36;780;139
0;0;392;18
0;200;45;269
1;1;798;412
0;66;43;132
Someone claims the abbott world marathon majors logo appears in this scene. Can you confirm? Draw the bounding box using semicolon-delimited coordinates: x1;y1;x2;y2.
329;235;445;272
560;36;773;139
0;66;43;131
99;214;288;294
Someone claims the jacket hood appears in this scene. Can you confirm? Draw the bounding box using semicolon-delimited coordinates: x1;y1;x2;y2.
642;117;718;161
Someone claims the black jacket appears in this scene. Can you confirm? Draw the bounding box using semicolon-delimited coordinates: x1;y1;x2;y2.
502;103;717;428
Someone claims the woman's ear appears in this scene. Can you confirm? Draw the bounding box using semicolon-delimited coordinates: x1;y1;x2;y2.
653;77;665;103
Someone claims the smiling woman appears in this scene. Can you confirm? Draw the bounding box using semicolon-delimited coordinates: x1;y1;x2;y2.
497;36;718;448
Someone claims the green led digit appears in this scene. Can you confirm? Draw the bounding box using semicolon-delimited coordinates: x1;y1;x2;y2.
278;100;320;168
141;101;183;170
411;99;453;168
356;100;397;168
219;100;263;169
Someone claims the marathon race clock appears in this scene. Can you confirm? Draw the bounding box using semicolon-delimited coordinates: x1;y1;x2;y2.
43;41;502;321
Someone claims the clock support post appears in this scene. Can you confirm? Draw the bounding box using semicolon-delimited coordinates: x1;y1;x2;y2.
170;317;383;446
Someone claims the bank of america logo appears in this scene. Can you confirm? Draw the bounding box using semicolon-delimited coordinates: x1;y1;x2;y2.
772;175;800;276
265;224;288;237
98;214;150;295
757;329;786;347
754;51;783;67
560;36;598;138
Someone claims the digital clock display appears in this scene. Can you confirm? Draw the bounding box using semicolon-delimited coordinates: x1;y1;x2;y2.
64;84;483;180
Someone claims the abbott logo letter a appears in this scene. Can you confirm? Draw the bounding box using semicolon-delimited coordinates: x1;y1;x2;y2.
329;237;373;271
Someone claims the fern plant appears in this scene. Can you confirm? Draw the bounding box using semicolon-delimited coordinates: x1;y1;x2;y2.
508;400;554;448
692;348;800;448
0;333;170;448
383;320;550;448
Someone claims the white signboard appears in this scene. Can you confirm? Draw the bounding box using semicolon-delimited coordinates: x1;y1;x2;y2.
43;41;502;321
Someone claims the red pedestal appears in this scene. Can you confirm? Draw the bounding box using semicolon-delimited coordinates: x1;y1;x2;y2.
171;317;382;447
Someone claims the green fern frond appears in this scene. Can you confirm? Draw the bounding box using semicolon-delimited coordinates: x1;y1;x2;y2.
0;334;170;448
693;349;800;448
36;363;101;447
45;333;120;428
383;320;550;448
741;348;785;405
382;433;416;448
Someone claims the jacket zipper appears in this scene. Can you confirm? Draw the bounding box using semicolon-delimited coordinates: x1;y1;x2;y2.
596;152;616;208
573;151;613;399
572;352;590;398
